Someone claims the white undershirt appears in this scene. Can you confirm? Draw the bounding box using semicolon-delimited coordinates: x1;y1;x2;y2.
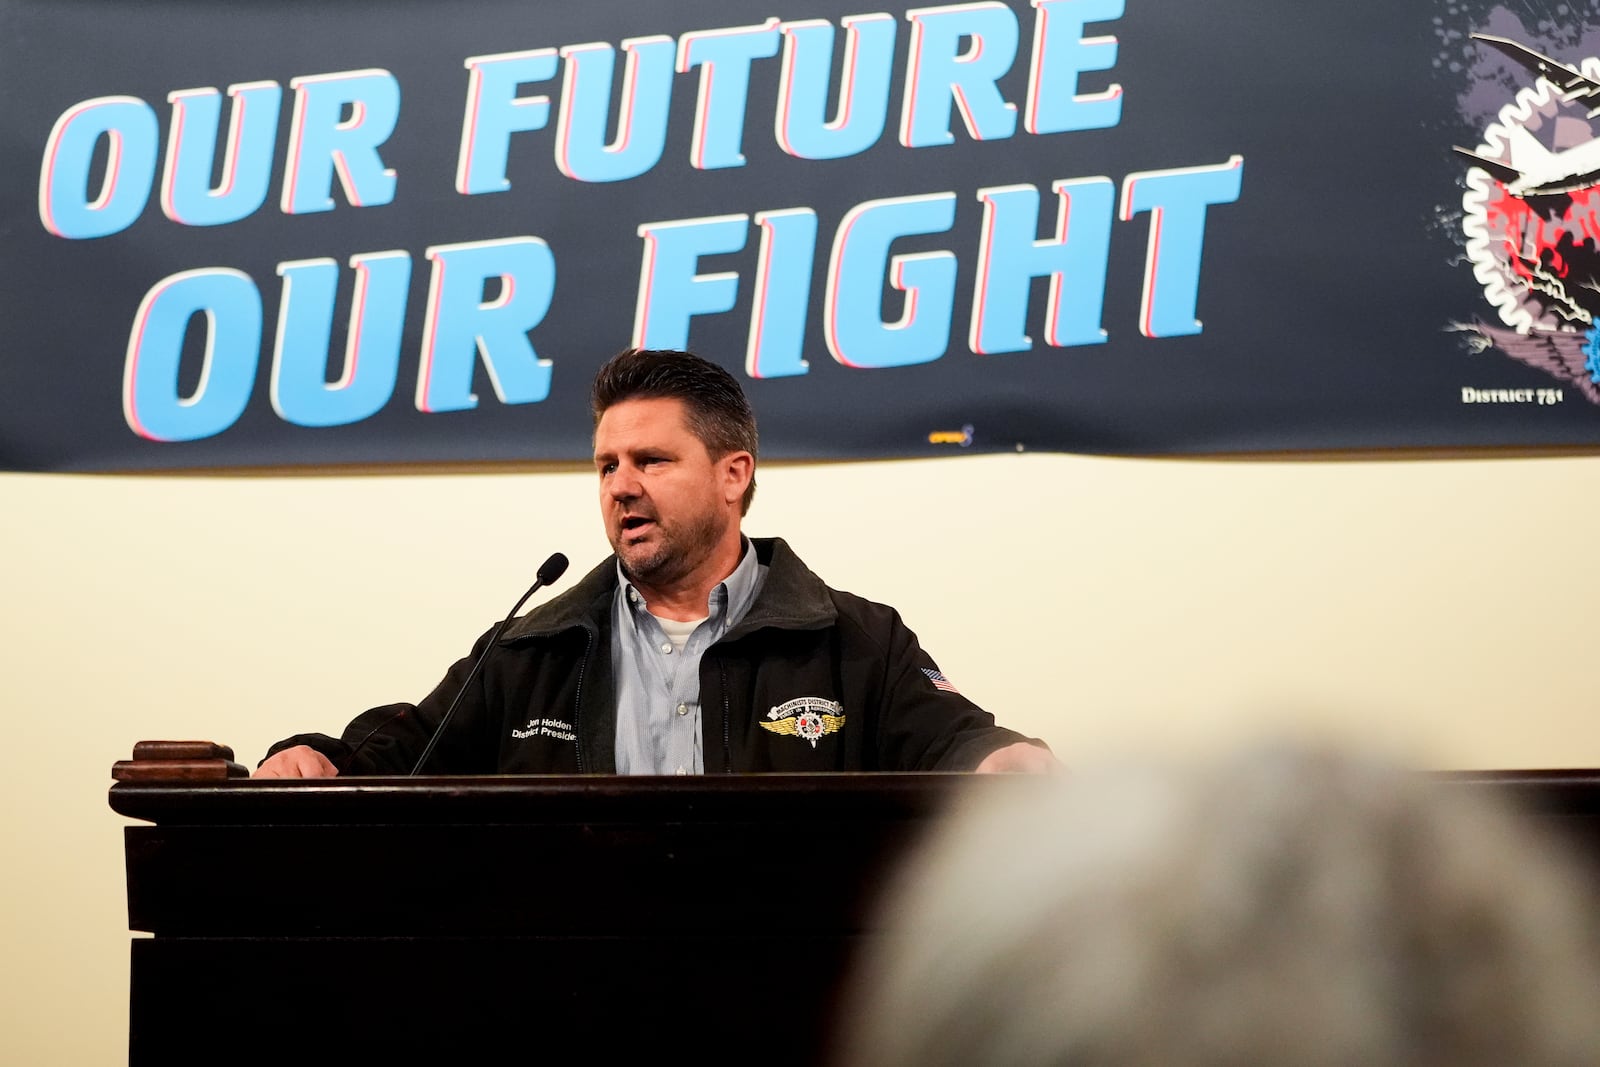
653;614;706;653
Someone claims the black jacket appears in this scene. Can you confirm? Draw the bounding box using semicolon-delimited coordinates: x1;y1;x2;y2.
268;538;1031;773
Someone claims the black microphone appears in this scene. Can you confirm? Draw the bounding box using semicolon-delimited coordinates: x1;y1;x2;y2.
408;552;570;776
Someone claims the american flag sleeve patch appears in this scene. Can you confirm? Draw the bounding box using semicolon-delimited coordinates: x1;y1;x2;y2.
920;667;960;694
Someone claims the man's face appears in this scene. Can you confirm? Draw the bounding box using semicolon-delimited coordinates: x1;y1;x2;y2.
593;397;740;589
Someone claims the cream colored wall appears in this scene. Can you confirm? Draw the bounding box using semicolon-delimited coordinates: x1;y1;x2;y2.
3;453;1598;1064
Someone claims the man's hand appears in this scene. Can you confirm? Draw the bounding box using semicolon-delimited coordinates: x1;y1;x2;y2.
252;745;340;779
974;741;1059;774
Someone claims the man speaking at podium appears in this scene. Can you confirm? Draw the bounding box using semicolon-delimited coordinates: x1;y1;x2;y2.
256;349;1051;778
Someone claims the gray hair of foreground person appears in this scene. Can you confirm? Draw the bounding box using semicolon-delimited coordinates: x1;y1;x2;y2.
836;748;1600;1067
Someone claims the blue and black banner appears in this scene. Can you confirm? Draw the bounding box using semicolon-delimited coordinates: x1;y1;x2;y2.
4;0;1600;471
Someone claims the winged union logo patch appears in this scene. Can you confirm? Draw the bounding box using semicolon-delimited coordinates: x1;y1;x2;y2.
761;697;845;748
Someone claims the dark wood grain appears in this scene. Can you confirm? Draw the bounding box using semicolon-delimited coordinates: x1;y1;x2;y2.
130;740;235;762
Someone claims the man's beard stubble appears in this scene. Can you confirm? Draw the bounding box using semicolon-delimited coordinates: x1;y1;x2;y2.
615;508;726;590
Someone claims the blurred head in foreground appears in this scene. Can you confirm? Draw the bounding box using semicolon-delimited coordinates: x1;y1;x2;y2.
838;748;1600;1067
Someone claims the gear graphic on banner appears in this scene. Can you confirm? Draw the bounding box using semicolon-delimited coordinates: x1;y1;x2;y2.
1458;32;1600;403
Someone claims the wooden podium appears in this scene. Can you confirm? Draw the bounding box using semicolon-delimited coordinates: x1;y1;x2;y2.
109;773;1017;1065
110;769;1600;1065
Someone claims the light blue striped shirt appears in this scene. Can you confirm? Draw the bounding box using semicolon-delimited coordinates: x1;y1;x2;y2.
611;542;766;775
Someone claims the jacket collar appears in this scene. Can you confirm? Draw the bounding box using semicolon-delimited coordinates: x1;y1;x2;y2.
724;536;836;639
497;536;836;645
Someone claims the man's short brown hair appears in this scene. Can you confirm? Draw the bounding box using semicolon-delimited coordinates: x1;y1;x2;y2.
591;348;758;515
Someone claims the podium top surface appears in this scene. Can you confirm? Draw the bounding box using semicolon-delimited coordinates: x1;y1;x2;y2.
108;769;1600;825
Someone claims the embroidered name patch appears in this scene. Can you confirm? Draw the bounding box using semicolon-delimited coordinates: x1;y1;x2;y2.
511;717;575;742
761;697;845;748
